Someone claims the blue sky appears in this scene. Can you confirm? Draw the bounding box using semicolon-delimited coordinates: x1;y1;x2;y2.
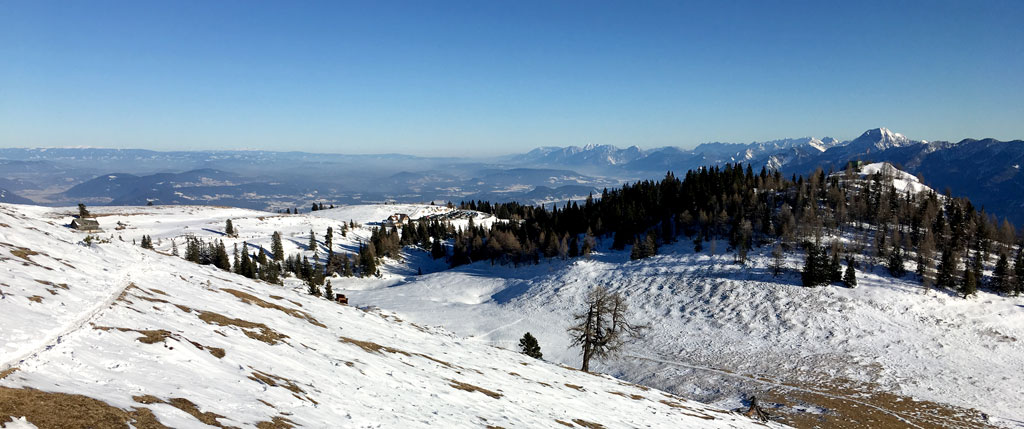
1;1;1022;156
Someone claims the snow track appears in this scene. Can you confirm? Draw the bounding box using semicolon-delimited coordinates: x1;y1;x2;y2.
0;265;141;373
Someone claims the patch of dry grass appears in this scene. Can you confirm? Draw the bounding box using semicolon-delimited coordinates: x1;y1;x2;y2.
0;367;18;380
448;379;502;399
554;420;574;427
198;310;288;345
93;326;173;344
571;418;606;429
249;370;305;395
0;386;167;429
9;246;39;262
564;384;585;392
608;391;645;400
222;288;325;328
133;395;237;428
27;295;44;303
256;416;297;429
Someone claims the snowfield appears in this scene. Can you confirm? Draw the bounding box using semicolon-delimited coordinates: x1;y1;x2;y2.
0;203;777;428
4;201;1022;427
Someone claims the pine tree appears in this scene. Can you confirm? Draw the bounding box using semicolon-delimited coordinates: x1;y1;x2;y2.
1014;249;1024;296
770;244;783;277
325;226;334;254
271;231;284;262
225;219;234;236
430;238;445;260
171;239;179;256
518;332;543;359
308;230;317;254
961;264;977;298
324;279;334;301
887;246;906;278
307;277;320;296
843;258;857;288
992;252;1011;294
77;203;90;219
936;247;957;289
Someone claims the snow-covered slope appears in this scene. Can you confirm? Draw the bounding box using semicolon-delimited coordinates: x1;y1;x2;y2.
334;242;1022;428
0;203;777;428
831;162;935;195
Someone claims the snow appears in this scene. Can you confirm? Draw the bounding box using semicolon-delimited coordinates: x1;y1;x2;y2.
331;242;1024;424
0;417;37;429
6;199;1021;426
834;162;934;195
0;203;776;428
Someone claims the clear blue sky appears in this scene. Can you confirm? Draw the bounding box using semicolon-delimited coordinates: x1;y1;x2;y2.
2;1;1022;156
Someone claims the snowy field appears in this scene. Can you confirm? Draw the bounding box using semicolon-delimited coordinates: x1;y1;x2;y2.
4;201;1022;427
0;202;774;428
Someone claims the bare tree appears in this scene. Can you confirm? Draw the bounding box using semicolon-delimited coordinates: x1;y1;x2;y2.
568;286;646;372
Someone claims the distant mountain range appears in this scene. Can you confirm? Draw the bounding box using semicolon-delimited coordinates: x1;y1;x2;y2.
1;127;1022;223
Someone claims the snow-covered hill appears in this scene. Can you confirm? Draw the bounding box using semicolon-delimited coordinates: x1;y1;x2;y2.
0;203;778;428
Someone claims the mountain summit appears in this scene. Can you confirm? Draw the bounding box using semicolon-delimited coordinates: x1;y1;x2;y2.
846;127;921;152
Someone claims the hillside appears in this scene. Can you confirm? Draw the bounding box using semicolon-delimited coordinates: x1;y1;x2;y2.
0;203;777;428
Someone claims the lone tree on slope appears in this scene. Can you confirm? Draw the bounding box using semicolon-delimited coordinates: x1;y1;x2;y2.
519;332;543;359
77;203;90;219
225;219;235;237
568;286;647;372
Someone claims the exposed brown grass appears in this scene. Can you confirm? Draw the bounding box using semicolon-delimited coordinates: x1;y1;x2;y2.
93;326;173;345
571;418;606;429
198;310;288;345
256;416;297;429
133;395;237;428
149;288;168;296
1;386;168;428
0;367;18;380
554;420;574;427
27;295;44;303
9;246;39;262
448;379;502;399
564;384;585;392
608;391;645;400
249;370;305;395
35;279;69;289
222;288;325;328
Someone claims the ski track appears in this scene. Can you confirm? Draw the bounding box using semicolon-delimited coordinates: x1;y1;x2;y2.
0;261;144;373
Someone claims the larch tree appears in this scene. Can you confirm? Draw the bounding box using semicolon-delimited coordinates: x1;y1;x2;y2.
568;286;646;372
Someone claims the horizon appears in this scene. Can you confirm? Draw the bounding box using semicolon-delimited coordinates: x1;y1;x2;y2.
2;1;1023;156
0;126;1014;158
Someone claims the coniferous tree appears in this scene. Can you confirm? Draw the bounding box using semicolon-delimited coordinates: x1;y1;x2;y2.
325;226;334;254
887;246;906;277
323;279;333;300
961;264;978;298
829;250;842;283
171;239;179;256
359;242;378;277
307;277;320;296
308;230;317;254
77;203;90;218
568;286;646;372
1014;249;1024;296
271;231;284;262
843;258;857;288
936;247;957;289
770;244;784;277
430;238;445;260
225;219;235;236
519;332;543;359
991;252;1012;294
